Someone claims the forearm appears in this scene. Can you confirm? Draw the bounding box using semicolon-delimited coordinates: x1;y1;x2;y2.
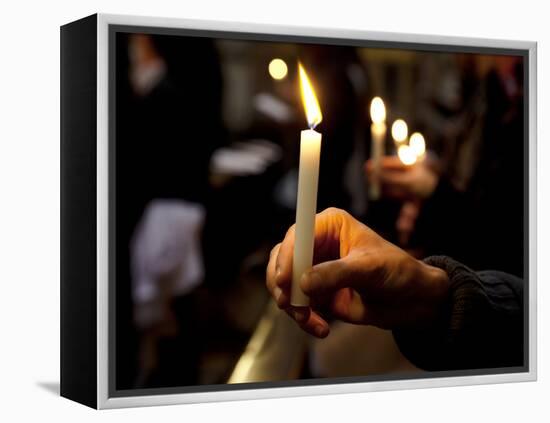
393;256;524;371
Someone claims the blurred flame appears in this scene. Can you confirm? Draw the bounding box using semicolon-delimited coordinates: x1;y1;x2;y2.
370;97;386;124
298;63;322;129
409;132;426;157
392;119;408;143
398;145;417;165
269;58;288;80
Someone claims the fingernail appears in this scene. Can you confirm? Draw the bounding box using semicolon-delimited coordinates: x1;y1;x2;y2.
291;308;308;323
314;325;328;338
273;287;283;304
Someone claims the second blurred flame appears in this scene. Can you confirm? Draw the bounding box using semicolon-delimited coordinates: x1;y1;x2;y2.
409;132;426;157
298;63;322;129
398;145;417;166
392;119;408;143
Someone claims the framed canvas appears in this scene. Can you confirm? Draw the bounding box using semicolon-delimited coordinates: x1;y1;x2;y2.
60;13;537;409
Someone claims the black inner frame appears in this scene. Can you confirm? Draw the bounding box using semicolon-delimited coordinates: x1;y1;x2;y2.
107;23;530;398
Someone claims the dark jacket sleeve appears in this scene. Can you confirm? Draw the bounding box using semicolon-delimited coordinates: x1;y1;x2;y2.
393;256;524;371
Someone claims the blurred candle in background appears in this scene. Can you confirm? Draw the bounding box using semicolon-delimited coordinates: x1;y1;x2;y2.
369;97;387;200
291;63;323;307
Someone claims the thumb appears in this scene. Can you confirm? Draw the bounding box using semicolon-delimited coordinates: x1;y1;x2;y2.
300;255;372;297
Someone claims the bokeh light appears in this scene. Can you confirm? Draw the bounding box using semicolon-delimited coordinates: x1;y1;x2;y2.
391;119;408;143
370;97;386;124
398;144;417;165
268;58;288;80
409;132;426;157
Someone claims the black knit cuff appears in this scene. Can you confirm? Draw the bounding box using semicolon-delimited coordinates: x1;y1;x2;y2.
393;256;492;371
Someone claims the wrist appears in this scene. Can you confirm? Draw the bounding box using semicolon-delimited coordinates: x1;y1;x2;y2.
413;260;450;328
418;170;439;199
421;261;450;303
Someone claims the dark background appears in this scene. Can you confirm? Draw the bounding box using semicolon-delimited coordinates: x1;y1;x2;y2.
110;28;527;393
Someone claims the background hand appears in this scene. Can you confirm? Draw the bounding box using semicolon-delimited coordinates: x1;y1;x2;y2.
365;156;439;200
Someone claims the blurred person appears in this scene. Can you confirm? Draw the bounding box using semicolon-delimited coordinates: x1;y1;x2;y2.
130;200;205;387
366;55;525;277
415;53;479;162
266;208;523;371
119;33;224;208
115;33;225;388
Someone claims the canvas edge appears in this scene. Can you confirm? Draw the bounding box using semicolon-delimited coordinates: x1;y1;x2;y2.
95;13;538;409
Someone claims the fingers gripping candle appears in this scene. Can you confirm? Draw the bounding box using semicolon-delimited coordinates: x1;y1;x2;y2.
291;63;323;307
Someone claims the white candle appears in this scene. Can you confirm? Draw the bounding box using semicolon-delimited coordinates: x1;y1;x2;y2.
369;97;387;200
292;129;321;305
291;63;323;307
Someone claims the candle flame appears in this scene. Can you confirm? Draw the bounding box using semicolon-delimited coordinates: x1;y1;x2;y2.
370;97;386;124
298;63;322;129
391;119;408;143
409;132;426;157
398;144;417;166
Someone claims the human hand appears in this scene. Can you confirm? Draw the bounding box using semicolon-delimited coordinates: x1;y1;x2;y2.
266;208;449;338
396;201;421;247
365;156;439;200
